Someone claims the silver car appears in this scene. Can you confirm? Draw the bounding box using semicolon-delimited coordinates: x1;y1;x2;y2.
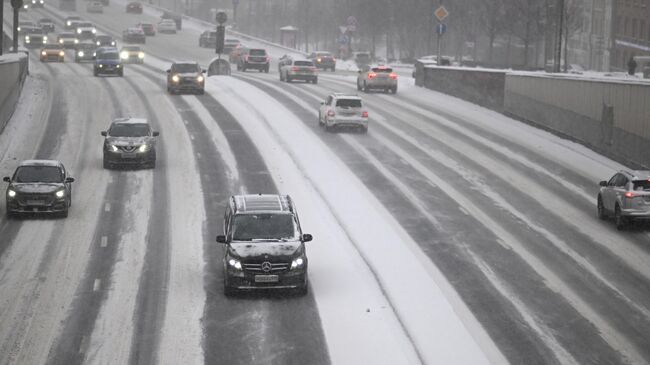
357;65;398;94
597;170;650;229
279;59;317;84
318;93;368;133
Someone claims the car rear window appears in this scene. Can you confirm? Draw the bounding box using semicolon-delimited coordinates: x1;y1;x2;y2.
632;180;650;191
249;49;266;56
372;67;393;73
294;61;314;67
336;99;362;108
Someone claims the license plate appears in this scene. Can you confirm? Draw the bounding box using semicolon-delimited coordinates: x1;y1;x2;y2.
254;275;279;283
27;200;45;205
121;153;137;158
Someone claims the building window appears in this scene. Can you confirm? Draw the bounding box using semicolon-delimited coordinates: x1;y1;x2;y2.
632;19;638;38
641;20;646;39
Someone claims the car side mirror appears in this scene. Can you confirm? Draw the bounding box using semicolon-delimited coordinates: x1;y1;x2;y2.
320;102;324;105
302;234;313;242
216;235;227;243
153;131;160;137
65;177;75;183
3;177;10;182
599;181;607;187
101;131;107;136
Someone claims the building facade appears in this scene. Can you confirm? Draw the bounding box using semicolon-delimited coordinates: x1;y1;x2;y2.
610;0;650;71
566;0;613;72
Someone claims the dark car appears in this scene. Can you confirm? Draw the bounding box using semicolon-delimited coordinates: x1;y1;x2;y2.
64;16;82;30
123;27;146;44
94;47;123;76
126;1;142;13
198;30;216;48
23;28;48;49
217;194;312;296
74;41;97;62
3;160;74;218
101;118;159;169
167;61;205;94
161;11;182;30
38;18;55;33
238;48;269;73
307;51;336;71
136;22;156;36
95;34;116;47
29;0;45;8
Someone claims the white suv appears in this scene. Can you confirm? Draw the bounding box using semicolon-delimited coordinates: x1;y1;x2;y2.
318;93;369;133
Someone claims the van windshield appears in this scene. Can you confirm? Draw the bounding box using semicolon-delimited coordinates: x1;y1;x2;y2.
231;214;298;241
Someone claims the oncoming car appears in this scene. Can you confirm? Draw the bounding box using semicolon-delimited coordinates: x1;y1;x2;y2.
120;45;144;64
95;34;116;47
94;47;123;76
357;65;398;94
597;170;650;230
125;1;142;13
86;1;103;13
157;19;177;34
57;32;78;48
318;93;369;133
217;194;312;296
74;41;97;62
3;160;75;218
40;43;65;62
166;61;205;94
101;118;159;169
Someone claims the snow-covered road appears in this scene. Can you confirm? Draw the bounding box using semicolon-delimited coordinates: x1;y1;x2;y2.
1;1;650;364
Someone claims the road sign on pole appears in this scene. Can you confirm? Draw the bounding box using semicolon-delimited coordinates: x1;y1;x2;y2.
436;23;447;35
434;6;449;22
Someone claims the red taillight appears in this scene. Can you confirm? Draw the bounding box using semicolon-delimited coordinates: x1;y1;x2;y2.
327;110;335;117
244;55;249;61
362;111;368;118
368;72;377;79
625;192;635;198
389;73;398;80
310;67;317;72
292;66;299;72
265;56;270;62
332;57;336;61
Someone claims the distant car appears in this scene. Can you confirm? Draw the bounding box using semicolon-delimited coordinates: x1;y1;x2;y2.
29;0;45;8
597;170;650;230
40;43;65;62
120;45;144;64
95;34;116;47
161;11;182;30
123;27;146;43
279;59;317;84
318;93;368;133
357;65;398;94
57;32;78;48
86;1;103;13
64;16;82;30
166;61;205;94
17;21;36;34
75;21;97;40
222;38;240;54
125;1;142;13
238;48;269;73
277;54;293;72
101;118;159;169
353;51;372;68
23;28;47;48
217;194;312;296
74;41;97;62
229;45;248;64
94;47;123;77
38;18;55;33
157;19;177;34
137;22;156;36
198;30;217;48
307;51;336;71
3;160;74;218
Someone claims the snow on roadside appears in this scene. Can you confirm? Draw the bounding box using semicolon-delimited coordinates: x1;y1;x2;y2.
205;77;495;365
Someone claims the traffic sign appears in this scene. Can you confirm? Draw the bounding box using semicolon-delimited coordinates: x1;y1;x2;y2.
215;10;228;24
346;16;357;26
10;0;23;9
434;6;449;21
436;23;447;35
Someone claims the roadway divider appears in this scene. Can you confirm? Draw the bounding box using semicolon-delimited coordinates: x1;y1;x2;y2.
0;32;29;134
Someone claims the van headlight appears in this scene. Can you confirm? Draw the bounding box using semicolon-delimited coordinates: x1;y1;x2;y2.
55;190;65;198
78;51;84;57
172;75;179;82
120;51;129;59
41;51;47;56
291;257;305;269
228;258;242;270
59;51;64;56
197;75;204;82
7;190;16;198
59;39;64;44
138;52;144;59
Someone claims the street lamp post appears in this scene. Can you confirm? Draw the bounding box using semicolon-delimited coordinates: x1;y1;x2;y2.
0;0;4;55
555;0;565;72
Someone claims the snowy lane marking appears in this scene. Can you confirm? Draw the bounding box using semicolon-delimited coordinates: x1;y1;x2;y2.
93;279;101;292
196;152;201;159
190;134;195;141
100;236;107;248
104;203;110;212
459;206;470;216
78;336;87;354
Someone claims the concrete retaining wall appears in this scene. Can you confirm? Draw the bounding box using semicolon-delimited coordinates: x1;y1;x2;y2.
0;51;29;134
505;74;650;168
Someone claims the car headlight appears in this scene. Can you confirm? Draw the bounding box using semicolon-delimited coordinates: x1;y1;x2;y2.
25;36;30;41
74;39;79;43
7;190;16;198
43;36;48;41
138;144;149;152
41;51;47;56
138;52;144;59
59;51;64;56
291;257;305;269
116;64;121;68
77;29;81;34
120;51;128;59
99;64;103;68
78;51;84;57
67;21;71;26
110;144;118;152
91;29;96;34
111;41;115;46
97;41;101;46
59;39;63;44
197;75;204;83
55;190;65;198
93;52;96;57
172;75;179;82
228;258;242;270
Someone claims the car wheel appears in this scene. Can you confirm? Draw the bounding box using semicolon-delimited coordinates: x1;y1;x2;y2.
149;160;156;169
392;87;398;94
597;196;607;220
93;70;98;76
363;82;368;93
357;81;361;91
360;126;368;134
223;280;236;297
242;66;247;72
324;122;333;132
103;159;111;169
198;89;205;95
6;210;15;220
313;78;318;84
60;208;69;218
615;205;627;230
264;67;269;73
286;76;292;83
